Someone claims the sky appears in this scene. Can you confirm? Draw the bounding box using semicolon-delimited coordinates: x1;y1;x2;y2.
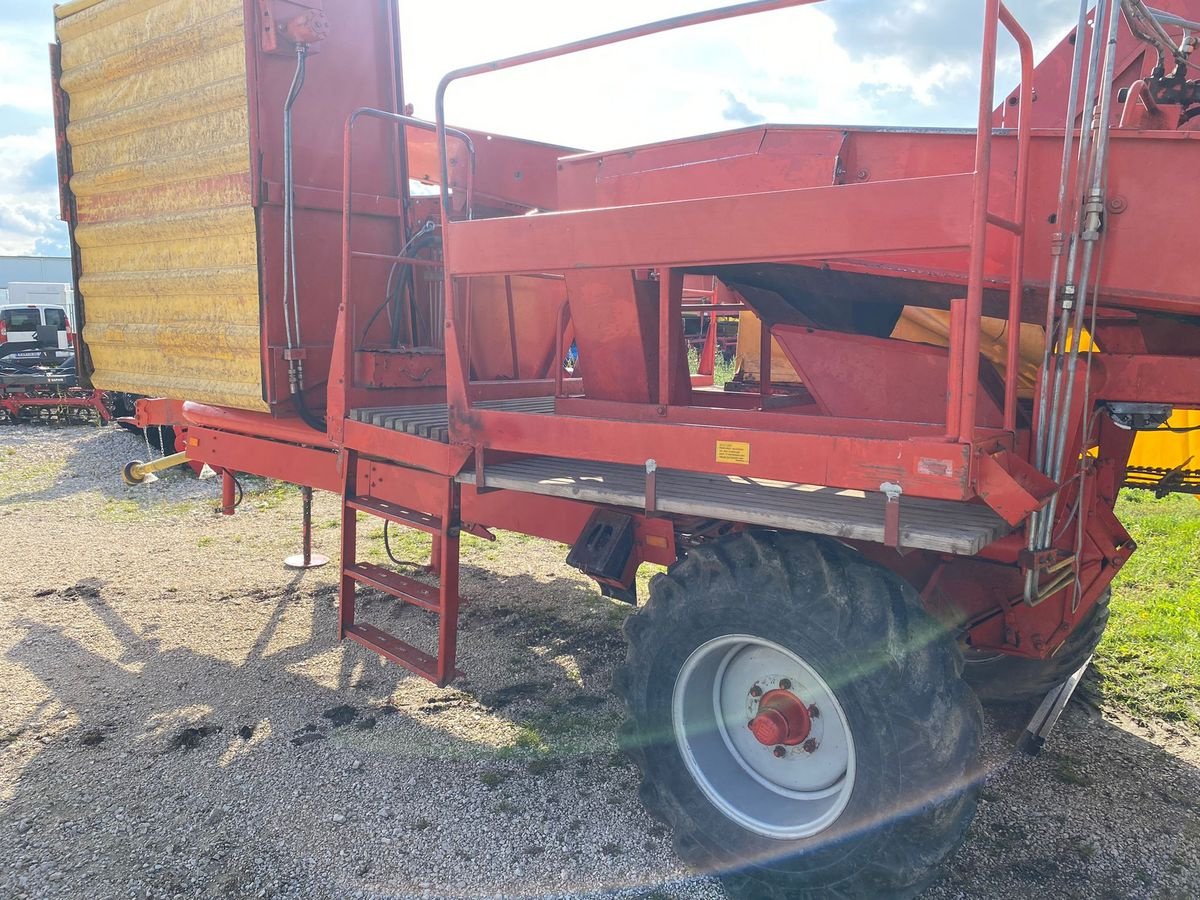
0;0;1079;258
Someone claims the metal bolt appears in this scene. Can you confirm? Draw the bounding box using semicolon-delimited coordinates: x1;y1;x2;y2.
856;168;869;180
772;746;787;759
778;678;792;691
803;738;818;754
749;685;763;698
808;704;820;719
1108;195;1128;214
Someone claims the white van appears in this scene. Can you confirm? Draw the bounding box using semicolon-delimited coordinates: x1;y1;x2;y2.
0;304;75;363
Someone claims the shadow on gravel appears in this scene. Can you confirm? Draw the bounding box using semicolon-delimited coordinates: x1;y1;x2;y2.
0;568;693;898
2;558;1198;899
924;700;1200;899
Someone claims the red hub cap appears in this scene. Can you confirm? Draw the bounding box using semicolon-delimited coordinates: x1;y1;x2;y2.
748;689;812;747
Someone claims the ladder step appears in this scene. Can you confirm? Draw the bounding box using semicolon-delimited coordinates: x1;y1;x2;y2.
344;623;458;683
345;562;441;612
346;496;443;534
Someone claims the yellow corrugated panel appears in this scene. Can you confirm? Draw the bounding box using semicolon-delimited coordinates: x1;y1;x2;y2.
57;0;267;411
55;0;106;20
1131;411;1200;472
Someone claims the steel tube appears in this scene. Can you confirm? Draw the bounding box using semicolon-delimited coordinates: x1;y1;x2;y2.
301;486;314;565
350;251;443;267
1143;4;1200;31
127;451;190;480
338;108;478;429
1034;0;1122;559
434;0;822;221
1040;0;1110;472
1032;0;1091;475
945;298;967;439
432;0;821;418
1124;1;1188;60
957;0;1002;443
1047;0;1122;489
221;469;236;516
999;1;1035;435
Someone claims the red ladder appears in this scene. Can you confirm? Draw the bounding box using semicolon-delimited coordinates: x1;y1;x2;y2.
338;449;462;686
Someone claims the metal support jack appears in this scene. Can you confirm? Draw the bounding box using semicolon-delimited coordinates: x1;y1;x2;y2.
1018;654;1093;756
285;485;330;569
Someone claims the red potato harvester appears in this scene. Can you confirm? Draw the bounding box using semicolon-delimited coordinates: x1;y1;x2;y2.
49;0;1200;895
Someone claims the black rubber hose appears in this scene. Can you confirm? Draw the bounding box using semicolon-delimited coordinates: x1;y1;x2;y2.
292;387;326;433
360;228;439;346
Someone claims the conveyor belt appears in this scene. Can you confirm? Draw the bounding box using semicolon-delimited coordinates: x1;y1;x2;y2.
458;455;1011;555
350;397;556;444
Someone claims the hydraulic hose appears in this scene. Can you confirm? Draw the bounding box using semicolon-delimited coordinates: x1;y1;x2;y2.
281;44;325;433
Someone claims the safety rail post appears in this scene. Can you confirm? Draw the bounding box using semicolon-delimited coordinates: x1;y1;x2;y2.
701;279;719;377
998;3;1034;434
945;298;967;440
433;0;825;420
955;0;1032;442
658;269;684;406
335;107;477;438
955;0;1001;445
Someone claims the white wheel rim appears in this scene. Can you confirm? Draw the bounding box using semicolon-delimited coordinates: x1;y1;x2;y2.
671;634;856;840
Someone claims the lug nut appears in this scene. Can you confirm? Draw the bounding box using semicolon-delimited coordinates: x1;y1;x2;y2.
779;678;792;690
749;685;763;698
773;746;787;759
808;704;820;719
803;738;818;753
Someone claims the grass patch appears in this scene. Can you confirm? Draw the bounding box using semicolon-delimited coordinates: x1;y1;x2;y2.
97;496;202;523
479;770;510;788
1094;492;1200;725
687;344;737;387
241;477;292;510
358;525;430;567
0;453;67;496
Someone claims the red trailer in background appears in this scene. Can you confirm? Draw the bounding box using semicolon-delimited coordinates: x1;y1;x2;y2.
51;0;1200;895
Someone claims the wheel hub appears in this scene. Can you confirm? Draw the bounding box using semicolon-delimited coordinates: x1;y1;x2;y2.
672;635;856;839
748;689;812;746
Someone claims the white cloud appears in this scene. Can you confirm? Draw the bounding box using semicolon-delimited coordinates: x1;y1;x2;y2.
399;3;884;147
0;128;63;255
0;17;54;116
0;7;64;256
0;0;1081;256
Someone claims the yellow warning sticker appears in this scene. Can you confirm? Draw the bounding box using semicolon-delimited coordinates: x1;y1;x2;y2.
716;441;751;465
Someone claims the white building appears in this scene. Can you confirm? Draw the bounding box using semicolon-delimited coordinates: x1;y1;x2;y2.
0;256;73;302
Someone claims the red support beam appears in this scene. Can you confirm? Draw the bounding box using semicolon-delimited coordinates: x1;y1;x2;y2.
443;174;975;276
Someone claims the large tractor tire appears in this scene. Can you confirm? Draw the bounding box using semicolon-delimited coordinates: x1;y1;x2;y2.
615;530;982;899
963;589;1111;703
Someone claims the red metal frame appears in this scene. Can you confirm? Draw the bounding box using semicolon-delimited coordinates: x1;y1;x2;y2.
0;388;110;424
421;0;1039;513
68;0;1200;680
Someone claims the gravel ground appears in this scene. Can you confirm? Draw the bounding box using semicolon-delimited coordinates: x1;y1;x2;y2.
0;424;1198;900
